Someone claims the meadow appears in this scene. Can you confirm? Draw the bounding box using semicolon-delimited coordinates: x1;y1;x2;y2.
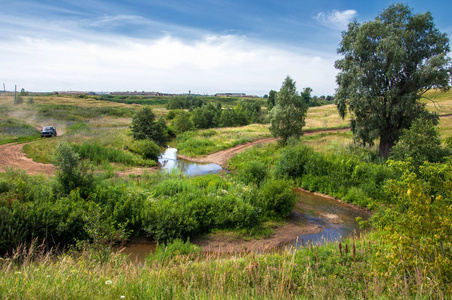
0;90;451;299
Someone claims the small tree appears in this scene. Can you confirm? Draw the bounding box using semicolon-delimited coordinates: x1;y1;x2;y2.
131;106;168;146
269;76;308;144
391;118;447;169
267;90;277;110
52;142;93;197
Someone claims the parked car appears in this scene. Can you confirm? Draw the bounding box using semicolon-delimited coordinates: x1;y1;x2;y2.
41;126;57;138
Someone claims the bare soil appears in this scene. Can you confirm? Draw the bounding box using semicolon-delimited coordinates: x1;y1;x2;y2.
193;211;323;253
0;143;55;176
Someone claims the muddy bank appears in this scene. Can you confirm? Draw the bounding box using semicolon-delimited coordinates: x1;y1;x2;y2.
193;211;322;254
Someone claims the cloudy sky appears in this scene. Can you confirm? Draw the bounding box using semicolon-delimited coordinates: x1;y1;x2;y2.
1;0;451;96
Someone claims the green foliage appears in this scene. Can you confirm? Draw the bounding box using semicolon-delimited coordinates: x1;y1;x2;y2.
127;139;161;161
191;103;221;129
238;160;268;187
172;110;195;134
167;96;205;110
391;118;448;169
37;104;133;121
273;143;393;208
131;106;168;146
374;160;452;281
0;119;40;144
269;76;308;144
52;142;94;197
266;89;277;110
336;3;452;157
274;145;313;179
259;179;296;219
72;141;156;165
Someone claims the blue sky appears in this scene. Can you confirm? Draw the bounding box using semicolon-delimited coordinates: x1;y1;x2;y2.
1;0;451;96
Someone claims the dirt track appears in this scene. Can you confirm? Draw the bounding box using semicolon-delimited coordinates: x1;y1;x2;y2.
0;143;55;176
0;128;350;176
178;127;350;167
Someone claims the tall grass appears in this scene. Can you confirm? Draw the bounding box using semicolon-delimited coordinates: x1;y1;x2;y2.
72;141;155;166
1;232;449;299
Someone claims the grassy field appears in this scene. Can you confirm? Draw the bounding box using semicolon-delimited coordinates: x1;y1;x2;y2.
1;91;452;299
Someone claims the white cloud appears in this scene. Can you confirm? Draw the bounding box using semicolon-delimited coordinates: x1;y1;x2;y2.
0;17;338;96
316;9;357;29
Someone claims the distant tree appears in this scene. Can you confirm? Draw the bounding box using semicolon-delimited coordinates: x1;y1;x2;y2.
191;103;220;129
131;106;168;146
220;108;238;127
269;76;308;144
173;110;194;134
300;87;312;105
267;90;277;110
19;88;28;96
336;4;452;157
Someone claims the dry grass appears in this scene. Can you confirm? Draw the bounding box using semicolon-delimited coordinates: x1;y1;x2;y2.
423;89;452;115
305;104;350;130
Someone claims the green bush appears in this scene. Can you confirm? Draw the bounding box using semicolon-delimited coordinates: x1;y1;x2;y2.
239;160;268;187
128;139;161;161
259;178;296;219
274;145;313;179
52;142;94;198
391;118;448;170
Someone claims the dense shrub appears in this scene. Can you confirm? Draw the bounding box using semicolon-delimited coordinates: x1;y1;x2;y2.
391;118;449;170
274;145;313;179
373;160;452;281
128;139;161;161
239;160;268;187
274;144;394;208
259;178;296;219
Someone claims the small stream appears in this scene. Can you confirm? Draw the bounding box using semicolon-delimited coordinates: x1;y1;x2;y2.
120;149;370;262
291;189;371;247
158;147;223;176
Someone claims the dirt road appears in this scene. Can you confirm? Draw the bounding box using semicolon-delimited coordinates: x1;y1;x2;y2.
178;127;350;167
0;128;350;176
0;143;55;176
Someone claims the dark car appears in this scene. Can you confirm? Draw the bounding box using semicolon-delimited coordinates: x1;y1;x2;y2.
41;126;57;138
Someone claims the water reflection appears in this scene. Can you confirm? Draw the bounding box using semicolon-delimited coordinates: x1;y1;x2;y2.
292;189;371;247
158;147;223;176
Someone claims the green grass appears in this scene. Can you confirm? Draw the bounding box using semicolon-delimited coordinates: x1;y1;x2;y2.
0;231;449;299
177;124;271;156
0;118;40;145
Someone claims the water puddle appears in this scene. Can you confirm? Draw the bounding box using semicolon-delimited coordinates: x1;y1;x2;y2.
291;189;371;247
158;147;223;176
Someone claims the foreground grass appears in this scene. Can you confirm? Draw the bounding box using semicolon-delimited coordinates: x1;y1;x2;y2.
1;232;449;299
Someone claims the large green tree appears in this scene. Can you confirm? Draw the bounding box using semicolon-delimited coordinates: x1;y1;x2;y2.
269;76;308;144
335;3;452;157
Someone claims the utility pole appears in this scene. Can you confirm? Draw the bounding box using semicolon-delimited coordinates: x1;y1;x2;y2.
2;83;5;98
14;85;17;105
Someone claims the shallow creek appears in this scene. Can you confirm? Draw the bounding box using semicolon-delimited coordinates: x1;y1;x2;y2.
158;147;223;176
118;149;370;262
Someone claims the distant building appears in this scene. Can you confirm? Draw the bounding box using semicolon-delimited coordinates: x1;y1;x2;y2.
215;93;258;98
